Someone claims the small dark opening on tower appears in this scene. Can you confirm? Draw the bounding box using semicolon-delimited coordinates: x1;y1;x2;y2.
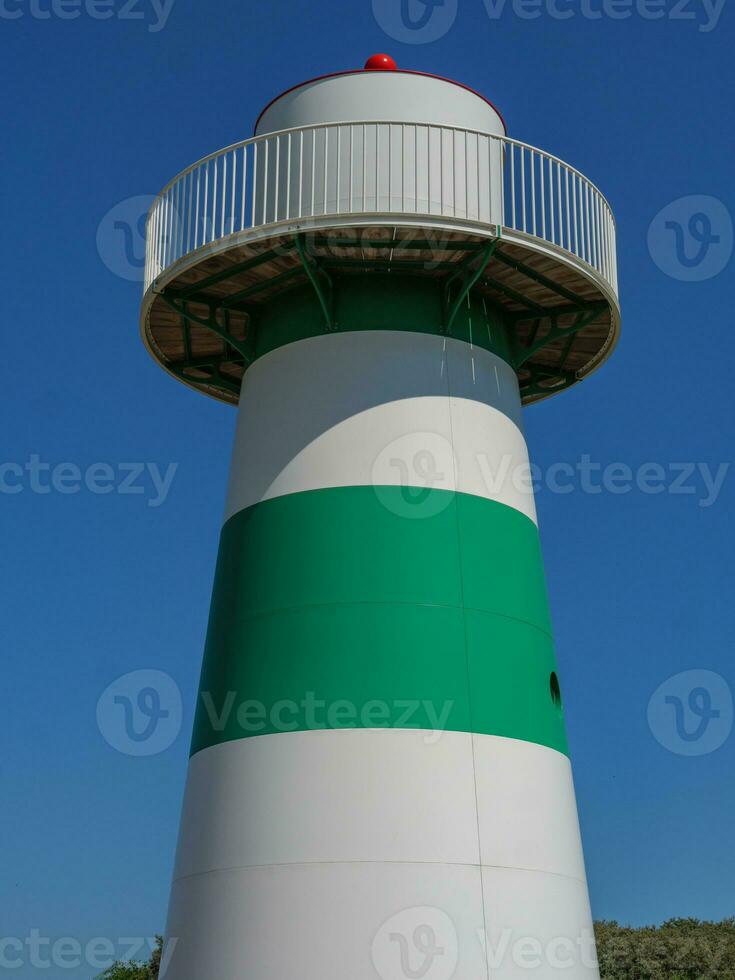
550;672;563;711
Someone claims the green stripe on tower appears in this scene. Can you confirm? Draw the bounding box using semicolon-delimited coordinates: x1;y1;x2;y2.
192;486;567;757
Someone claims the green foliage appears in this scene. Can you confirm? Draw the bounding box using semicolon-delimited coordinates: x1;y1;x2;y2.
596;919;735;979
96;937;162;980
95;923;735;979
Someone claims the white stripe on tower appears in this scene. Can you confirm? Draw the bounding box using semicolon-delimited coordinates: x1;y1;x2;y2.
223;330;537;526
173;732;587;880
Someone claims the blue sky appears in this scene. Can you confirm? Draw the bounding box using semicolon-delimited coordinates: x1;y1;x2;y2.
1;0;733;975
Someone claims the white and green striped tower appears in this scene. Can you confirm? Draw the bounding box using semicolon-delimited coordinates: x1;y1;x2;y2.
141;54;620;980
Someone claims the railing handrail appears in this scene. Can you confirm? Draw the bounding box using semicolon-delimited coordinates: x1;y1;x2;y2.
144;118;618;299
148;120;616;224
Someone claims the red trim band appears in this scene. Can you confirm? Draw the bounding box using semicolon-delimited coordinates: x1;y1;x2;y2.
254;68;507;136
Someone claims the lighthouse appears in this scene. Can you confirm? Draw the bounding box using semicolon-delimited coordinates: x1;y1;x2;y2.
142;55;619;980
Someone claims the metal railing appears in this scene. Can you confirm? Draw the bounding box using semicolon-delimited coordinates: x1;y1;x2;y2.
144;121;617;296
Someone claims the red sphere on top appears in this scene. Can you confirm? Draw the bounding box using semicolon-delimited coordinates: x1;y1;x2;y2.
364;53;398;71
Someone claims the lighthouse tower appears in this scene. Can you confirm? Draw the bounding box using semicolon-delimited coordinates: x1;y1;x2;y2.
142;55;619;980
